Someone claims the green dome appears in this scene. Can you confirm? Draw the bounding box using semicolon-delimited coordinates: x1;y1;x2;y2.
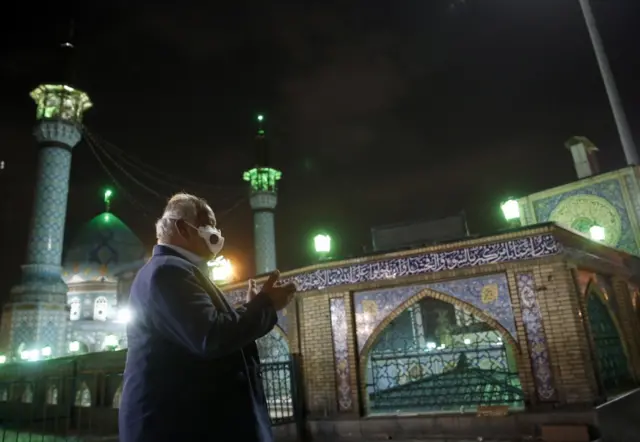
63;213;146;283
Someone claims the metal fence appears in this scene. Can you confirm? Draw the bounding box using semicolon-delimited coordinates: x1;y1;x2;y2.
0;353;304;441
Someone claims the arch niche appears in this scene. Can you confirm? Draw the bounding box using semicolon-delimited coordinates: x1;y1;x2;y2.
359;288;524;415
255;325;294;421
585;282;634;395
256;325;290;363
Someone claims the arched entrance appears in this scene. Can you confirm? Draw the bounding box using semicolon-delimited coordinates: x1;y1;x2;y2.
586;288;633;394
256;327;294;423
362;293;524;414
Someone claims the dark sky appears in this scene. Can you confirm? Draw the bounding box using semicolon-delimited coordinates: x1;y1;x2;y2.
0;0;639;296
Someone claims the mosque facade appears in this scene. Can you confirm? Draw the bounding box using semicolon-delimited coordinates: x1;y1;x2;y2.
62;211;146;354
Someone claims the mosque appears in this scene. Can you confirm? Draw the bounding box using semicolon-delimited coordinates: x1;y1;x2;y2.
0;43;639;441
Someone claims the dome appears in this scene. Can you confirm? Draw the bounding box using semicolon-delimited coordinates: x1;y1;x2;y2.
63;212;146;283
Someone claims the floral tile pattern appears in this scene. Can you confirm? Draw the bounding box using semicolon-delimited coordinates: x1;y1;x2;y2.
329;298;353;411
516;272;556;401
531;178;638;255
353;274;516;352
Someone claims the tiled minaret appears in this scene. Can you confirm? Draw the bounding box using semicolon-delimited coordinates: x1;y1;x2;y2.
1;42;92;361
243;114;281;275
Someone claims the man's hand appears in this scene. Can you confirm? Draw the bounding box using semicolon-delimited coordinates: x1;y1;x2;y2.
246;279;258;303
261;270;297;311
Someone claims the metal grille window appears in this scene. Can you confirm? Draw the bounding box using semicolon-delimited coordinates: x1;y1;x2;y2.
365;297;524;414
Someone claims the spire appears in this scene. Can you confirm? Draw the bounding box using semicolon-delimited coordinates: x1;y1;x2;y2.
255;113;269;167
243;113;282;193
53;19;77;87
30;18;92;123
104;188;113;213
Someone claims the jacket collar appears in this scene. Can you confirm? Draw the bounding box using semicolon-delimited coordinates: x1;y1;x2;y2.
154;243;204;265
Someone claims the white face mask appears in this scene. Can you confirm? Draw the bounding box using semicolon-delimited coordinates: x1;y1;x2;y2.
192;224;225;257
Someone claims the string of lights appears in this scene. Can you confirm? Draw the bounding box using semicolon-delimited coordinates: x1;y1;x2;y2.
84;129;168;201
84;126;244;193
85;131;159;218
84;128;250;220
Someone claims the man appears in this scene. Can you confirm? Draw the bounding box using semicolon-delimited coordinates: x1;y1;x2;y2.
119;193;296;442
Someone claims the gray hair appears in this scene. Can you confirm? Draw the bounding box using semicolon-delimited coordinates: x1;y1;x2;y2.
155;193;210;243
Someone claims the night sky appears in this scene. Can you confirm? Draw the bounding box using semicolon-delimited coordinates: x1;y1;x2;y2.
0;1;639;299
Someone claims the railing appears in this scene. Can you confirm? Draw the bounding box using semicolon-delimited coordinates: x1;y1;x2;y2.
0;353;304;440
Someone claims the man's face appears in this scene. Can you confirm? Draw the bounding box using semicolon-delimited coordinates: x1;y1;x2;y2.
177;206;218;260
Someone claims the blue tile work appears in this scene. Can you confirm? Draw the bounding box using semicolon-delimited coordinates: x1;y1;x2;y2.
623;174;640;232
532;179;638;255
516;272;556;401
249;192;278;275
329;298;353;411
10;314;37;353
26;146;74;266
62;213;146;283
428;274;515;339
352;273;516;353
6;121;84;359
225;233;561;300
37;311;68;357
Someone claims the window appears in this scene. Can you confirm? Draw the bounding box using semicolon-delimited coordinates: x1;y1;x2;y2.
75;382;91;407
21;384;33;404
70;298;81;321
93;296;108;321
113;383;123;408
46;385;58;405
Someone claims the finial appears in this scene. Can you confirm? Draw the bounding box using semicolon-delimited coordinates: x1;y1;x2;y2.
256;114;265;136
104;188;113;213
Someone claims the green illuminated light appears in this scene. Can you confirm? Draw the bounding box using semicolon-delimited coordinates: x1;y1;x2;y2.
104;189;113;202
30;84;92;122
314;234;332;254
257;114;264;122
243;167;282;192
500;199;520;221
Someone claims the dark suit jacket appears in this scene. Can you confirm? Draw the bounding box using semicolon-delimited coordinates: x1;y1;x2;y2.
119;245;278;442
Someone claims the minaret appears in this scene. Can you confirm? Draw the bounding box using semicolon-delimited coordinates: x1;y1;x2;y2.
1;40;92;361
243;114;281;275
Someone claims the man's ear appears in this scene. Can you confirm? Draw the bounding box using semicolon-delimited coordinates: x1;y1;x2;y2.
175;219;188;238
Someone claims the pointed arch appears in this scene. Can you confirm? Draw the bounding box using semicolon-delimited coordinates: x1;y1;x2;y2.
46;384;59;405
359;287;519;366
112;383;122;409
256;325;290;363
69;297;81;321
75;382;91;407
93;296;108;321
585;281;634;394
21;384;33;404
359;287;523;414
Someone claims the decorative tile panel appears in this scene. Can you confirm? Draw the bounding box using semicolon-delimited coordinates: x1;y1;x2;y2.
26;146;74;266
516;272;556;401
253;208;277;276
225;233;561;300
329;298;353;411
353;273;516;352
531;178;638;255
